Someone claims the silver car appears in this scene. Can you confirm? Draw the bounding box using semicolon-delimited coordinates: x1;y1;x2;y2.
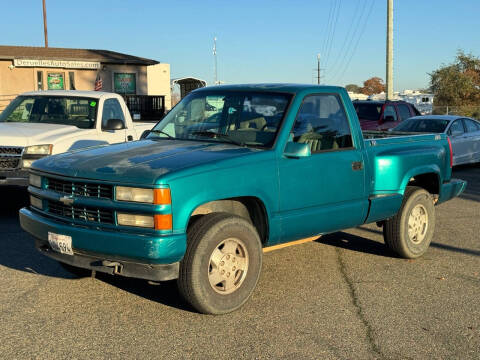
393;115;480;166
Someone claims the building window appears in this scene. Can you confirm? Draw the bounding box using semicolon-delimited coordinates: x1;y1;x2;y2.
69;72;76;90
37;71;43;90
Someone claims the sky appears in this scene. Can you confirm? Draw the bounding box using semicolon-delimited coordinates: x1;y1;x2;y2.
1;0;479;91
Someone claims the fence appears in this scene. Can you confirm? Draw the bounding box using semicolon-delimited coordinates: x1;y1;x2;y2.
122;95;166;121
432;105;480;119
0;94;18;113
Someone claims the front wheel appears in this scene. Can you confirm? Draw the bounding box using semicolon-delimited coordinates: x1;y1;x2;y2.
177;213;263;314
383;186;435;259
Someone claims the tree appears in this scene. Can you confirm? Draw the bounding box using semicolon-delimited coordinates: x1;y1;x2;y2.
429;50;480;117
345;84;361;93
360;77;385;95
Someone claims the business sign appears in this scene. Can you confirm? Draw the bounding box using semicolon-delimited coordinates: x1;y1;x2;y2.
47;73;64;90
114;73;136;94
13;59;101;69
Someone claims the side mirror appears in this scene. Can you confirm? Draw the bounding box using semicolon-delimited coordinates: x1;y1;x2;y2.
140;130;150;139
284;142;311;158
103;118;125;130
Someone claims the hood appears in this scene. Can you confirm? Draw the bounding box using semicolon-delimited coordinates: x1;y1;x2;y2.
32;139;261;185
0;122;86;147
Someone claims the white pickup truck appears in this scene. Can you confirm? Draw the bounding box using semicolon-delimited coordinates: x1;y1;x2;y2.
0;90;155;186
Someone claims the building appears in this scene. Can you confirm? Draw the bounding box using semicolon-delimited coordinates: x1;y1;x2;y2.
0;45;171;111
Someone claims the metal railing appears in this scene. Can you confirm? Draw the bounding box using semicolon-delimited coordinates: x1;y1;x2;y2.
432;105;480;119
122;95;165;121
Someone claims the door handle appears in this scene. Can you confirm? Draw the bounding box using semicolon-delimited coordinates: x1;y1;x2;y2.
352;161;363;171
127;135;134;141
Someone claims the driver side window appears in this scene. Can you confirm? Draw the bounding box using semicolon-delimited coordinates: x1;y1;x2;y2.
448;120;465;136
292;94;353;153
102;99;125;129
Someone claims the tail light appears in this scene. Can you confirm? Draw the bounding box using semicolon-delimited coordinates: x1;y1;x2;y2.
447;137;453;168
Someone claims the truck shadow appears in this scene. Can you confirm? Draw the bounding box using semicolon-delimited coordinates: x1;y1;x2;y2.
317;230;397;258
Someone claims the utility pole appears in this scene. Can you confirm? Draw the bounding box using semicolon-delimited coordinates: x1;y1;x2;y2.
386;0;393;99
213;37;218;85
42;0;48;47
317;54;321;85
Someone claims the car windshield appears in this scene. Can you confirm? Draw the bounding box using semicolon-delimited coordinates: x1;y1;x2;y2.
393;118;449;133
353;102;382;121
0;95;98;129
147;91;292;148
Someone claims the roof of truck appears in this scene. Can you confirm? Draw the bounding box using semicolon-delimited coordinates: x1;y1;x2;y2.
192;83;345;93
20;90;116;99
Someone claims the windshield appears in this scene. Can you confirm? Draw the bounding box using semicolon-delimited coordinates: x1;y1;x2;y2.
0;96;98;129
353;103;382;121
393;118;449;133
147;91;292;148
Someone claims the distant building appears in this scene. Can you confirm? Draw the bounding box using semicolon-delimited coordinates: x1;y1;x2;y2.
397;90;434;115
0;45;171;111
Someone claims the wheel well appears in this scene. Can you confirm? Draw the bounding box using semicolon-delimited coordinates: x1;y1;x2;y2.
188;197;269;244
408;173;439;194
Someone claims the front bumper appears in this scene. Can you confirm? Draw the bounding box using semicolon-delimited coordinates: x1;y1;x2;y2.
0;169;29;186
19;207;186;280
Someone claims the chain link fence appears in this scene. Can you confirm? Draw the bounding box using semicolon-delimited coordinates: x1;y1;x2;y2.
432;105;480;120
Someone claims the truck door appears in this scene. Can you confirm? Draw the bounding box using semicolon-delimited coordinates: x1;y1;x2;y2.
278;93;369;242
100;98;127;144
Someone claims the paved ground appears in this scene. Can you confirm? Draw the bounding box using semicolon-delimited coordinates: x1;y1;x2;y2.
1;166;479;359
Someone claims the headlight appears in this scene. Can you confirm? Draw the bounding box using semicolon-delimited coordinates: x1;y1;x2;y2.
24;144;53;155
29;174;42;188
22;159;35;168
117;213;154;228
116;187;154;203
115;187;171;204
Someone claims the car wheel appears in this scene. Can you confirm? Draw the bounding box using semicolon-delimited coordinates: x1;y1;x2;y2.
177;212;262;314
383;186;435;259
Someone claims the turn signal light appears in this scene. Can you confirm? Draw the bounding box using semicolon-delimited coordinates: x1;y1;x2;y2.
154;214;172;230
154;188;171;205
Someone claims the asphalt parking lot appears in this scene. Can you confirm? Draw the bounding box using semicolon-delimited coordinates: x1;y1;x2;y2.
1;166;479;359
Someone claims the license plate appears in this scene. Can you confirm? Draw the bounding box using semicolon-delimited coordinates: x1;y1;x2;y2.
48;232;73;255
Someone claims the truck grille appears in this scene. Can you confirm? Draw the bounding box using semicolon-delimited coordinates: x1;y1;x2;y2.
47;200;114;224
47;178;113;199
0;146;23;169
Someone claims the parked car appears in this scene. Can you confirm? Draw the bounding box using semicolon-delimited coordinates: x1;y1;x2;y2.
20;84;465;314
392;115;480;166
0;91;155;186
353;100;421;130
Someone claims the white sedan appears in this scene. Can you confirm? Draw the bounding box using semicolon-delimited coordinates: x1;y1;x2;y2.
393;115;480;166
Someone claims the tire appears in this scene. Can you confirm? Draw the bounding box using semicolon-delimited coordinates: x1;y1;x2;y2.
178;213;263;314
383;186;435;259
58;261;91;277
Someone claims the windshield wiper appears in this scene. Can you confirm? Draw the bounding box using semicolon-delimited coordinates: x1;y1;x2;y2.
149;129;175;139
191;131;245;147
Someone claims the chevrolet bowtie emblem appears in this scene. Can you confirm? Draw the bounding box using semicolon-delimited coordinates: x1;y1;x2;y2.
59;196;74;205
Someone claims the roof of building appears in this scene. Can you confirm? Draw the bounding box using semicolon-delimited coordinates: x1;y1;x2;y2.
0;45;159;65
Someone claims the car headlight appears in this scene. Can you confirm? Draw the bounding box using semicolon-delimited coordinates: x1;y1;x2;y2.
29;174;42;188
30;196;43;209
22;159;36;168
115;186;171;204
117;213;154;228
24;144;53;155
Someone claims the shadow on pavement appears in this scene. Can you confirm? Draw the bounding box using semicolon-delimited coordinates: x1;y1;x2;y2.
317;231;396;258
453;163;480;202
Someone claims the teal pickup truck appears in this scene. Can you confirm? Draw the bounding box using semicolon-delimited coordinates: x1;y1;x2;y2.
20;84;466;314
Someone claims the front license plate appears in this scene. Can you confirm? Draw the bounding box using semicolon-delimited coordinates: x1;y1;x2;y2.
48;232;73;255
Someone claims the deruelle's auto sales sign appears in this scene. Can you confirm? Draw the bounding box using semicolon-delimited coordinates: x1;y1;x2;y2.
13;59;101;69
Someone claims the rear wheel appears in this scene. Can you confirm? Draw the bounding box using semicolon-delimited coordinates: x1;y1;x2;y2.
178;213;262;314
383;186;435;258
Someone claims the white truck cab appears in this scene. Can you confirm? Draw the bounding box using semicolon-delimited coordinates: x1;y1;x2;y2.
0;90;155;185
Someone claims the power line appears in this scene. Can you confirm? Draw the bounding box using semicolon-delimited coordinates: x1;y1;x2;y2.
323;0;342;71
332;0;376;84
327;0;363;81
320;0;335;62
